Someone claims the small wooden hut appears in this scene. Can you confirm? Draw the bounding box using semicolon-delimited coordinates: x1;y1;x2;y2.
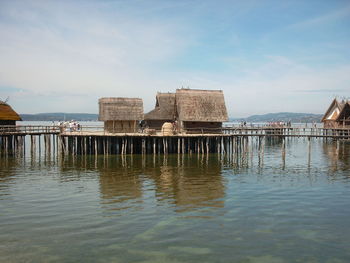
321;99;350;128
0;101;22;126
175;89;228;133
99;97;144;133
144;92;176;130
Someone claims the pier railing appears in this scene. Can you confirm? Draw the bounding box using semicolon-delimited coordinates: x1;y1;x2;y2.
1;124;349;138
222;127;350;137
0;125;60;135
59;125;350;138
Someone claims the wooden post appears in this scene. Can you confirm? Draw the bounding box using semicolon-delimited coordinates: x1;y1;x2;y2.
121;138;124;155
95;137;98;155
308;136;311;167
38;135;41;156
153;137;156;155
206;137;209;154
130;137;133;155
182;138;185;154
201;138;204;154
282;137;286;169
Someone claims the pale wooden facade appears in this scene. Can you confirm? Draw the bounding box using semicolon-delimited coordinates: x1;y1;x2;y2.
99;97;144;133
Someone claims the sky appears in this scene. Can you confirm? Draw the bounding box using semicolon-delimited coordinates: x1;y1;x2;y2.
0;0;349;117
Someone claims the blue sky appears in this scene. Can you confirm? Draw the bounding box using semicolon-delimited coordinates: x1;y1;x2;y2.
0;0;349;117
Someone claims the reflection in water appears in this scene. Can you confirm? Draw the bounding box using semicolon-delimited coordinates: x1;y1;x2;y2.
1;139;350;262
60;154;226;214
0;158;17;194
323;140;350;173
146;155;225;213
53;139;350;215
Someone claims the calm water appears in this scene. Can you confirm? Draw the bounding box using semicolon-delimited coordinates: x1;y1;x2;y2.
1;138;350;263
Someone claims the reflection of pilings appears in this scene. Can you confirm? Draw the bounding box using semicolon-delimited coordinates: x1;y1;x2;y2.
282;137;286;169
258;136;265;167
308;136;311;167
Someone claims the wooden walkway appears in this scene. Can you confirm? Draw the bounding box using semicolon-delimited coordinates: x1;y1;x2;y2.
1;125;349;139
59;126;350;139
0;125;60;135
0;125;349;156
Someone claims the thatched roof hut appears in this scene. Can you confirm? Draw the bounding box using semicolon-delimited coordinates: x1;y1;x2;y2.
99;97;143;121
176;89;228;122
144;92;176;130
321;99;349;128
0;101;22;125
175;89;228;133
99;97;144;133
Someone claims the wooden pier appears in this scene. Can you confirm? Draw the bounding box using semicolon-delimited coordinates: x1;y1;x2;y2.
0;125;59;156
0;125;349;156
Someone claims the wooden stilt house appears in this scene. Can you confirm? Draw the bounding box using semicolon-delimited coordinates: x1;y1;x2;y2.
321;99;350;128
99;97;144;133
336;101;350;128
0;101;22;126
175;89;228;133
144;92;176;130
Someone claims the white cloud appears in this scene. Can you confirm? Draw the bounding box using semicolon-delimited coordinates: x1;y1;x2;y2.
0;0;193;113
168;55;350;117
0;1;349;117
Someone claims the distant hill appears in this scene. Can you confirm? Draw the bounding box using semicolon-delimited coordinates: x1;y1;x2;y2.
20;113;98;121
21;112;323;123
231;112;323;123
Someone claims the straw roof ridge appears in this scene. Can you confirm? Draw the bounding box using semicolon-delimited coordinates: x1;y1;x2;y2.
0;102;22;121
144;92;176;120
177;88;224;92
175;88;228;122
99;97;144;121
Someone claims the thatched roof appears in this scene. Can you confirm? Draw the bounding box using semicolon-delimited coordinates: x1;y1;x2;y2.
99;97;144;121
336;101;350;121
321;98;347;122
176;89;228;122
144;92;176;120
0;101;22;121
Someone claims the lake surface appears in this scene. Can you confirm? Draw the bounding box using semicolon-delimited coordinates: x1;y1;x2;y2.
1;137;350;262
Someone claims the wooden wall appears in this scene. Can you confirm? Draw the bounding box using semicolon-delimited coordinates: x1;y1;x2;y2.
0;120;16;126
104;120;138;133
182;121;222;134
145;120;171;130
324;120;350;128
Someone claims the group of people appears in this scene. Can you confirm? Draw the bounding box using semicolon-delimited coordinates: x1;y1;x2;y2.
238;121;293;128
267;121;292;128
58;120;81;132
